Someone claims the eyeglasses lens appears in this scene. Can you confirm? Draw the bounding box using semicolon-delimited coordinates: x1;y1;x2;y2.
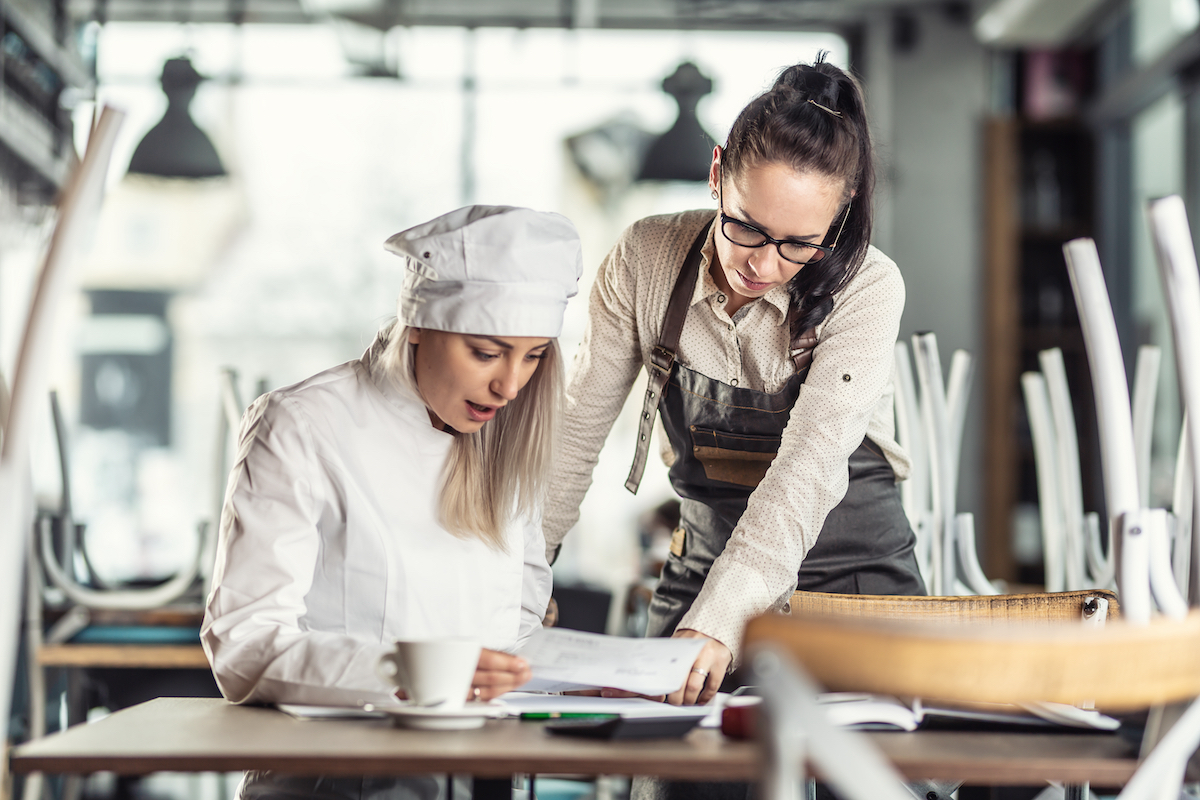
721;219;825;265
779;243;824;264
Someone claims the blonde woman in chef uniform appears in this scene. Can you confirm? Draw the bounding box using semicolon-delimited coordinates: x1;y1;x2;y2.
201;206;583;800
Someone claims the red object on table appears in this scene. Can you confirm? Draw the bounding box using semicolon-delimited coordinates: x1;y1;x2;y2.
721;703;757;740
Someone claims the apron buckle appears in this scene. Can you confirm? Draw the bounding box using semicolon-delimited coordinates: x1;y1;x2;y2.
650;345;676;375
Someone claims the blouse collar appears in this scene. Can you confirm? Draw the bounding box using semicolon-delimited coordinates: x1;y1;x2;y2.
692;215;791;325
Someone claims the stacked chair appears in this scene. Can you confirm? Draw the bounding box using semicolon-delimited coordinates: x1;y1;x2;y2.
21;367;247;800
755;195;1200;800
894;333;997;596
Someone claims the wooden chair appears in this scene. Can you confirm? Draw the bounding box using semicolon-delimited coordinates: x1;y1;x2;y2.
744;609;1200;800
781;590;1119;800
788;588;1118;626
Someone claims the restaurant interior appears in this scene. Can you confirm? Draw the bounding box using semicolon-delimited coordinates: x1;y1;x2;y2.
3;0;1200;798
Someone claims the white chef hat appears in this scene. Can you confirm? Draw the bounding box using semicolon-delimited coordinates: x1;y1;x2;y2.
384;205;583;339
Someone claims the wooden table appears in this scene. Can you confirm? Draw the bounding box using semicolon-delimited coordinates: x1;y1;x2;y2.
9;697;1141;787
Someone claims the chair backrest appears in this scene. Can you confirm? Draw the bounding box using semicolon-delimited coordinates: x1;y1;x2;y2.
788;589;1118;625
36;388;207;612
746;608;1200;712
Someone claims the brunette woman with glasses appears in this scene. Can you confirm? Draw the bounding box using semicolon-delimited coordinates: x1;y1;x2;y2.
544;53;926;729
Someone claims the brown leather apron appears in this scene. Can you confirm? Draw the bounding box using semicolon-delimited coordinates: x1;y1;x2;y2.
626;220;925;645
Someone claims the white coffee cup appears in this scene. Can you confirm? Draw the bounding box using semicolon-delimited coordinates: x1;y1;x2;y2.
376;639;481;710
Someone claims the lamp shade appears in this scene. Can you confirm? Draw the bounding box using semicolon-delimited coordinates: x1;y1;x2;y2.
637;61;717;183
127;57;226;179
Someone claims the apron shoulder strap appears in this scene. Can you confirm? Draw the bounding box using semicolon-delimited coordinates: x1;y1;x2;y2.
790;326;818;372
624;219;712;494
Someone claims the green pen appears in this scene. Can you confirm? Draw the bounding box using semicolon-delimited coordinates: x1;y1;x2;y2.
519;712;619;720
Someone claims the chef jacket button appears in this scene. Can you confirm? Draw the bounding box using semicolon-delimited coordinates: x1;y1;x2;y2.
717;293;726;303
730;378;738;386
843;373;851;382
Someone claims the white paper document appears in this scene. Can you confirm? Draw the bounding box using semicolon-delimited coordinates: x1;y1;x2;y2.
517;628;707;696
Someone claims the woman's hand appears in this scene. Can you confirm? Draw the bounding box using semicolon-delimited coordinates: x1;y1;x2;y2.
469;649;531;702
666;629;731;706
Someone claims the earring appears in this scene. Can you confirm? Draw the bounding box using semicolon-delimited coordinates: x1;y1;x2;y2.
711;190;718;200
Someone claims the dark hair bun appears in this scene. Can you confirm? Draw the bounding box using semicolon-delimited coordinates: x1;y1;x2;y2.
774;58;840;110
772;62;840;108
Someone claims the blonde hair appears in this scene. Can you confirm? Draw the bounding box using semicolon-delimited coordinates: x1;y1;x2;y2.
376;321;563;550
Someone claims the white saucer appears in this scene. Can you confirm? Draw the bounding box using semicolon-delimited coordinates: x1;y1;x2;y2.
380;703;507;731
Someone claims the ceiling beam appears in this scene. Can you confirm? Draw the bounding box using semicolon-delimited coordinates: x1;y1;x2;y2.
67;0;932;31
66;0;314;24
1087;28;1200;125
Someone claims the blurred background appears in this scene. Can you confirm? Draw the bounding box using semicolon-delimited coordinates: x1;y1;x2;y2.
1;0;1198;746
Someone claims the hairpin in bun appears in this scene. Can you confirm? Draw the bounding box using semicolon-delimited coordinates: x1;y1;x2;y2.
808;99;843;118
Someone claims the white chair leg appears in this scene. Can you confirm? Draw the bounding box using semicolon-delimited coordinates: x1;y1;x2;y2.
911;335;944;594
1132;346;1162;510
893;343;933;587
1117;696;1200;800
1147;195;1200;606
38;509;206;610
1084;513;1115;589
1173;416;1194;592
1022;372;1067;592
913;333;956;596
1062;239;1144;609
206;368;245;600
1147;509;1189;619
912;513;935;595
751;646;914;800
956;513;1000;595
893;343;928;530
1117;510;1153;625
1039;348;1087;591
945;350;974;484
22;519;47;800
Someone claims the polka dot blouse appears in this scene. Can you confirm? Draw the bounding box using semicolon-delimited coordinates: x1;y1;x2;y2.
543;209;911;664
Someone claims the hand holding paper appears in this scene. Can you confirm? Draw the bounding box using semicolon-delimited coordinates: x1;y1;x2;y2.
517;629;706;696
667;629;730;706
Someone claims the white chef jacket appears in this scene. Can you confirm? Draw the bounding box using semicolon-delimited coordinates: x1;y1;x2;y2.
201;335;553;707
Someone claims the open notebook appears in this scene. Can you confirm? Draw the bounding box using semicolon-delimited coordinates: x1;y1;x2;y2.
817;693;1120;732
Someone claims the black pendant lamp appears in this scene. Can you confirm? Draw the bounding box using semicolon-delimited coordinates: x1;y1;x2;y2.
127;56;226;178
637;61;717;182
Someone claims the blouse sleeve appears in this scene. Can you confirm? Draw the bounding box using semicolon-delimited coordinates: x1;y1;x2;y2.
201;393;396;707
678;253;907;665
541;227;646;560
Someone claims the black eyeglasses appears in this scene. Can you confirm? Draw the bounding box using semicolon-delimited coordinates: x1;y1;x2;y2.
718;177;851;266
